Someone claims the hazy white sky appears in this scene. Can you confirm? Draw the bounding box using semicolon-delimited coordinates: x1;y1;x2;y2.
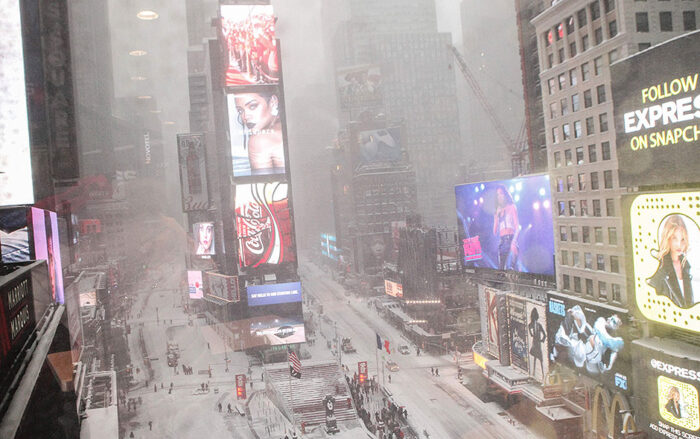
435;0;463;44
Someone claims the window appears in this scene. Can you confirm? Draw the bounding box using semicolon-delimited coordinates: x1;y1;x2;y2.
578;173;587;190
563;123;571;141
570;69;578;86
567;174;574;191
576;146;584;163
610;256;620;273
684;11;697;31
569;201;577;216
560;226;568;241
571;226;579;242
586;117;595;135
589;144;597;162
548;78;556;95
590;1;601;20
593;199;602;216
563;274;571;290
594;56;603;75
597;254;606;270
603;0;615;13
556;23;564;40
572;94;580;111
609;49;619;63
591;172;599;190
558;73;567;90
561;98;569;115
557;176;564;192
594;27;603;45
573;252;581;267
550;102;557;119
582;226;590;243
548;53;554;69
595;227;603;243
578;8;588;27
582;62;590;81
552;127;560;143
559;201;566;216
545;31;552;47
596;85;606;103
565;149;573;165
604;170;613;188
570;42;577;57
599;281;608;299
554;151;562;167
602;141;611;160
636;12;649;32
584;89;593;108
562;250;569;265
599;113;609;132
580;199;589;216
612;283;621;302
608;227;618;245
582;34;590;51
660;12;673;31
609;20;618;37
638;42;652;51
586;278;594;296
559;48;565;63
566;16;576;34
574;121;582;138
574;276;582;293
606;198;615;216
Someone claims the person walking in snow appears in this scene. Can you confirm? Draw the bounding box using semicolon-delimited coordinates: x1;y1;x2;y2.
218;402;222;412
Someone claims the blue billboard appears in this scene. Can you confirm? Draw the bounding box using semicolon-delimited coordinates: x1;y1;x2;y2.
247;282;302;307
455;174;555;276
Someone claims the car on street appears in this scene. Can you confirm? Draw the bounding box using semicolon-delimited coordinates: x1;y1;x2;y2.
398;345;410;355
386;360;400;372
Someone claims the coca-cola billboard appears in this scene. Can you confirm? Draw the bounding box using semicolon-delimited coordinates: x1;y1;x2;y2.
234;182;296;269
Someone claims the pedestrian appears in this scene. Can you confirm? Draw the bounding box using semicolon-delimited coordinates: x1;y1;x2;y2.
430;367;434;376
170;382;173;389
218;402;222;412
129;432;134;438
388;374;391;383
227;403;232;413
207;342;210;349
138;396;142;406
154;384;157;392
435;368;439;377
161;382;164;389
148;420;152;431
145;379;149;387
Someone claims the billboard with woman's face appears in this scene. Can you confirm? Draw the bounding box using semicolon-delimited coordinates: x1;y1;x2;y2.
626;191;700;333
193;222;215;256
455;174;554;276
227;88;286;177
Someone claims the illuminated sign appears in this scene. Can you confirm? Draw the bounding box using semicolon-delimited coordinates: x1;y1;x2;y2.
626;191;700;333
246;282;301;307
320;233;339;260
187;271;203;299
358;361;368;384
507;295;529;374
205;272;239;303
236;374;246;400
384;280;403;298
193;222;215;257
336;64;382;109
473;350;488;370
611;32;700;187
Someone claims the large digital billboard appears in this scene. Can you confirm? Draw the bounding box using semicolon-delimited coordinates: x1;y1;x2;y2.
625;191;700;333
187;271;203;299
246;282;301;307
234;182;296;269
220;4;279;87
227;88;286;177
507;295;529;374
547;292;630;393
0;0;34;207
177;133;211;211
526;300;549;383
356;127;401;166
632;338;700;439
193;222;215;257
456;175;554;276
361;233;391;273
336;64;382;109
611;31;700;187
204;272;239;303
384;280;403;298
0;208;30;263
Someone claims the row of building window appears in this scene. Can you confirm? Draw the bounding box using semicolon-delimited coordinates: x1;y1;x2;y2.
545;0;616;47
556;170;614;192
635;11;697;32
560;225;618;245
554;142;612;167
561;250;620;273
557;198;616;217
549;84;608;118
562;274;621;302
551;113;609;143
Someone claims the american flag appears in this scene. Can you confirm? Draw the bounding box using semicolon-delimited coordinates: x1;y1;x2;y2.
288;348;301;379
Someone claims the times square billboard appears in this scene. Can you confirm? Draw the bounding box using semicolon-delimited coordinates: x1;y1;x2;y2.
456;174;554;276
506;294;549;383
624;190;700;333
611;31;700;187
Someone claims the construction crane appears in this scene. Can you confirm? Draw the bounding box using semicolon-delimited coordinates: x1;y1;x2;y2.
448;44;528;177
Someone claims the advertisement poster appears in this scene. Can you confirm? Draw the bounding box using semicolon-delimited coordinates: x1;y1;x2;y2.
0;208;30;263
611;32;700;187
455;175;554;275
246;282;301;307
205;272;239;303
547;292;630;393
361;233;391;273
187;271;203;299
507;295;529;374
47;211;64;304
336;64;382;109
479;285;504;360
384;280;403;298
220;4;279;87
177;133;210;211
626;191;700;333
193;222;215;257
235;182;296;268
227;88;286;177
525;301;549;383
356;127;401;166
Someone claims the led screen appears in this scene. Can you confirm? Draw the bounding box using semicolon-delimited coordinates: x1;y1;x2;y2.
357;127;401;165
507;295;529;374
246;282;301;307
193;222;215;256
0;207;30;263
456;174;554;276
0;0;34;206
227;89;286;177
525;301;549;383
384;280;403;298
220;4;279;87
361;233;391;273
337;64;382;109
611;32;700;187
235;182;296;268
478;285;507;360
188;271;203;299
626;191;700;333
547;292;630;393
320;233;338;261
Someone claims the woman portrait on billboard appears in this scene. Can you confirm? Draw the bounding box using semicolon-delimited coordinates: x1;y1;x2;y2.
194;222;215;256
647;214;697;309
528;306;546;380
665;386;684;419
492;185;519;270
234;90;285;175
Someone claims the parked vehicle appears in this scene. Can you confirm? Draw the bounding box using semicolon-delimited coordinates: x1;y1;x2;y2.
341;337;356;353
398;345;410;355
386;360;400;372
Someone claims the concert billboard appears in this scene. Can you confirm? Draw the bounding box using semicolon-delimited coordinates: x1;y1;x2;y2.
547;291;631;393
507;295;529;374
177;133;211;211
204;272;239;303
632;338;700;439
336;64;382;109
234;182;296;269
0;0;34;206
456;174;554;276
227;88;286;177
625;191;700;333
187;271;203;299
220;4;279;87
0;207;30;263
611;32;700;187
356;127;401;166
384;280;403;298
193;222;215;257
246;282;301;307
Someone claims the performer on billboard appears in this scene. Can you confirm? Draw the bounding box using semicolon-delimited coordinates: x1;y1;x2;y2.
664;386;684;419
493;186;519;270
194;223;215;256
234;91;285;174
528;306;546;379
647;215;696;308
